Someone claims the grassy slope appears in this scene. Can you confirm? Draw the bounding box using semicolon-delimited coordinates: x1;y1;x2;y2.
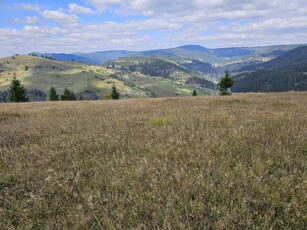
0;93;306;229
0;55;116;93
0;55;215;98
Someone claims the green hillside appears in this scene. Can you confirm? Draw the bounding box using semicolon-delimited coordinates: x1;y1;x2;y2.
0;55;116;92
0;55;216;101
111;57;194;80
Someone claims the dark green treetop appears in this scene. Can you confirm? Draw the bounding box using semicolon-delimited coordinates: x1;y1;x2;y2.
49;86;59;101
111;84;120;100
61;88;76;101
218;70;234;95
8;77;29;102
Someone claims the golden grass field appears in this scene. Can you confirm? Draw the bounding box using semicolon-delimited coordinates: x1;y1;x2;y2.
0;93;306;229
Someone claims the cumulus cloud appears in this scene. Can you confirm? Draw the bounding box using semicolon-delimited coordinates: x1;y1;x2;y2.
68;3;95;14
1;0;307;56
42;10;79;23
14;3;42;11
14;16;39;24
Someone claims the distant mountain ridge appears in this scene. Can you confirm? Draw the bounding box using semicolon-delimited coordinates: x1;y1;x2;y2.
37;44;302;65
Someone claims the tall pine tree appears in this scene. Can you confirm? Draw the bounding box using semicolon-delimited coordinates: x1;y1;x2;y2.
9;77;29;102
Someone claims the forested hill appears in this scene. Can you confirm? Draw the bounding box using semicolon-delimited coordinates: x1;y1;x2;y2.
238;46;307;72
232;46;307;92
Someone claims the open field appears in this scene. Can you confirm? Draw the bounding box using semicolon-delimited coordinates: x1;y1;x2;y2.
0;93;306;229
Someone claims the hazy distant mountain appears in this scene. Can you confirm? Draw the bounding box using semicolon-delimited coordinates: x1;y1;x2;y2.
76;50;139;64
210;47;255;58
38;44;302;66
35;53;98;64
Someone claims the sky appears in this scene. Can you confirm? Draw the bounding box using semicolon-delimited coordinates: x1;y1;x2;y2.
0;0;307;57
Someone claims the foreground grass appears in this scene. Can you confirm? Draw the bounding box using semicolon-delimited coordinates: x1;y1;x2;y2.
0;93;306;229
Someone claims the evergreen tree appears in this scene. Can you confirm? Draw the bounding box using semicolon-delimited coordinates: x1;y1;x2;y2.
192;89;197;96
8;77;29;102
218;70;234;95
49;86;59;101
61;88;76;101
70;91;76;100
111;84;120;99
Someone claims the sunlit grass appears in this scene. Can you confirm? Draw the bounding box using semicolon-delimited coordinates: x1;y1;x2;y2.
0;92;306;229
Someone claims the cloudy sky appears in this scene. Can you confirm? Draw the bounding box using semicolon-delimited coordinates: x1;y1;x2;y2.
0;0;307;57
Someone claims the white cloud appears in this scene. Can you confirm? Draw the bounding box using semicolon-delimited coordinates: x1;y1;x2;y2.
14;16;39;24
68;3;94;14
41;10;79;23
1;0;307;56
14;3;42;11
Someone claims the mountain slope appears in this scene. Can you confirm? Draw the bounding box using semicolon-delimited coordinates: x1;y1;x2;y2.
112;57;193;79
181;59;217;75
262;45;307;68
237;46;307;72
232;63;307;92
232;46;307;92
110;56;216;89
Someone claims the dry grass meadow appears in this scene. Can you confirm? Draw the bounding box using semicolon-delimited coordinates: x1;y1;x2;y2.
0;93;306;229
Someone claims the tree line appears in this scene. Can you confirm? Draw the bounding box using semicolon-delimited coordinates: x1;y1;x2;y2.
7;77;121;103
6;71;234;102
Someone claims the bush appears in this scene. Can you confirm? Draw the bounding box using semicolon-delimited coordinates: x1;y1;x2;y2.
104;94;112;100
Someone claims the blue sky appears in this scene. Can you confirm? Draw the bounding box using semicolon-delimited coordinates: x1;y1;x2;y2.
0;0;307;57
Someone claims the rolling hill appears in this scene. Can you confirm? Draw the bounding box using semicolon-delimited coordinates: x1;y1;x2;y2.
0;55;216;102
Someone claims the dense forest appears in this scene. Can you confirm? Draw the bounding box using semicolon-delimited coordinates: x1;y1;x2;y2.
233;62;307;92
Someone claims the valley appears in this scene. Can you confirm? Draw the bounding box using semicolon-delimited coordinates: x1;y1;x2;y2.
0;44;306;102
